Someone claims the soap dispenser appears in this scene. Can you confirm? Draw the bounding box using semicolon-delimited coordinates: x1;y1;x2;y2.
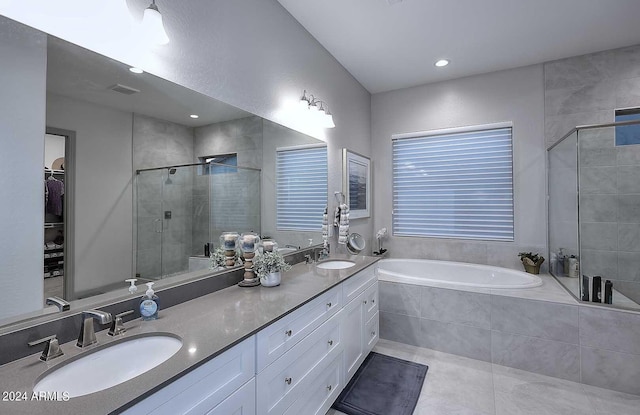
125;278;138;294
140;282;159;321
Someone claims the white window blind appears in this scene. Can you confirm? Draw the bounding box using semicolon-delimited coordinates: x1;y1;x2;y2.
277;145;328;231
392;126;514;241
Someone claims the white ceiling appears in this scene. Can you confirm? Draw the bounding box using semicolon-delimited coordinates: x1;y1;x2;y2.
277;0;640;93
47;37;251;127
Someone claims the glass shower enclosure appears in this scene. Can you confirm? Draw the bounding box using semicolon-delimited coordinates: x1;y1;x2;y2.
135;162;261;280
548;119;640;310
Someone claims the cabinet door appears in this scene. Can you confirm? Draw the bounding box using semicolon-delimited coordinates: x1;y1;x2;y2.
363;281;378;322
206;379;255;415
365;311;379;353
342;291;366;383
283;353;343;415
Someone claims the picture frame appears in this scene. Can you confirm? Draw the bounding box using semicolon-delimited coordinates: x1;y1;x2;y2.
342;149;371;219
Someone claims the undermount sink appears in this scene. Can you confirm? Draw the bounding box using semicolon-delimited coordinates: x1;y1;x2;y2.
316;260;356;270
33;333;182;398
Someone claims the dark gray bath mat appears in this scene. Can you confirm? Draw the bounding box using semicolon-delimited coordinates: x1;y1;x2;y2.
332;352;428;415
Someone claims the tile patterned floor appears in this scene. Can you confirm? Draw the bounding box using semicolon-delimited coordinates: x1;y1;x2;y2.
327;339;640;415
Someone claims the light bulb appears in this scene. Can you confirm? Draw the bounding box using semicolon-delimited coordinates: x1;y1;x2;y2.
142;2;170;45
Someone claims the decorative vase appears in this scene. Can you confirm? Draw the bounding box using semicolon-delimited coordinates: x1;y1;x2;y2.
260;271;281;287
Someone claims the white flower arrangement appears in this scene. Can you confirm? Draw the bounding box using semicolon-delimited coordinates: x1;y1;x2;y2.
210;247;240;269
253;250;292;277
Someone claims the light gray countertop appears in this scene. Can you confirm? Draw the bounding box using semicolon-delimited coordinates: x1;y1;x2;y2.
0;255;379;415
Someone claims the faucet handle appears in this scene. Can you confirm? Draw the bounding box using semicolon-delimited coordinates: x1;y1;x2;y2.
28;335;64;361
45;296;70;312
108;310;134;336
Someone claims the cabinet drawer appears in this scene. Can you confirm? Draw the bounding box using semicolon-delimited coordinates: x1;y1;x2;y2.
256;310;343;415
283;352;343;415
206;378;255;415
123;336;255;415
365;311;379;353
342;266;376;304
256;285;342;373
363;281;378;322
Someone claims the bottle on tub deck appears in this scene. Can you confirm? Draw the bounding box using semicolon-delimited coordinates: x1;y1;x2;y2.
567;257;579;278
557;248;566;276
604;280;613;304
140;282;159;321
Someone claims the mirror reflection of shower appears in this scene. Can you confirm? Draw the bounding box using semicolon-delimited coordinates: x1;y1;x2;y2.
164;168;177;185
136;162;261;281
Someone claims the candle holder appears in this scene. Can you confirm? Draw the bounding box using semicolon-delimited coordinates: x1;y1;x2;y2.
219;232;239;267
239;232;261;287
261;239;278;253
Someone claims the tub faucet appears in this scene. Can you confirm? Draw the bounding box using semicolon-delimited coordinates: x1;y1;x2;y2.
46;296;70;312
77;310;112;348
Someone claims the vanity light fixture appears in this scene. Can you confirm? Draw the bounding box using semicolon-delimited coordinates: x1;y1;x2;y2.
190;114;199;119
298;90;335;129
129;67;144;74
142;0;170;45
434;59;450;67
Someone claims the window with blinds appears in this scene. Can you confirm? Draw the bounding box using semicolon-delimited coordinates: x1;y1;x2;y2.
276;145;328;231
392;125;514;241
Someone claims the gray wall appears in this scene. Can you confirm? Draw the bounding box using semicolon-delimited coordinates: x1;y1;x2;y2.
194;116;263;249
0;17;46;319
544;45;640;303
133;114;195;279
46;93;133;296
371;64;546;270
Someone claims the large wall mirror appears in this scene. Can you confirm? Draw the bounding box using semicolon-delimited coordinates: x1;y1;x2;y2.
0;15;325;327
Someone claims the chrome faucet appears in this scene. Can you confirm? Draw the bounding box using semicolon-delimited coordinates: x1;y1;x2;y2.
46;296;70;312
28;335;64;361
108;310;134;336
77;310;112;348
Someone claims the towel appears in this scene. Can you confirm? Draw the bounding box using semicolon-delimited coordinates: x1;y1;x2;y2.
322;206;329;244
338;203;350;244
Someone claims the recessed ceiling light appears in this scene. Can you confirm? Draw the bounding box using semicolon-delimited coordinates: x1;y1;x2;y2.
188;347;197;354
129;67;144;74
434;59;450;67
190;114;199;119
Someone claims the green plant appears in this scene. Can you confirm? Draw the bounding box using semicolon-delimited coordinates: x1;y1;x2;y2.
253;251;292;277
209;247;226;269
518;252;545;265
210;247;240;269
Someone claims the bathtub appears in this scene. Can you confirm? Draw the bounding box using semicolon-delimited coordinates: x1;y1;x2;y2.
376;258;542;289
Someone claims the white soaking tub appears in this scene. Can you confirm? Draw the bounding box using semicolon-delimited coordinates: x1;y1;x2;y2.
376;258;542;289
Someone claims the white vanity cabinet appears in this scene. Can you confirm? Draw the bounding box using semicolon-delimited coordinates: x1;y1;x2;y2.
121;336;255;415
121;262;378;415
342;268;379;383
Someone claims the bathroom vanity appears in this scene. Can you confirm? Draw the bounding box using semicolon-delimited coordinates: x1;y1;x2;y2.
0;256;379;415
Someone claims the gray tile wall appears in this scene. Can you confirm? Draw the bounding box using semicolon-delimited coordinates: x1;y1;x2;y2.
133;114;195;279
193;116;263;250
545;45;640;304
379;280;640;394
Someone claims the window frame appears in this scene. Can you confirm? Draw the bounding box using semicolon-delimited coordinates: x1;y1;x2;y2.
276;143;328;232
391;122;515;242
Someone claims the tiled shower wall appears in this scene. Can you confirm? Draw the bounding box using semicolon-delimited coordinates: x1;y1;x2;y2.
193;116;263;249
379;281;640;395
133;114;194;279
544;45;640;303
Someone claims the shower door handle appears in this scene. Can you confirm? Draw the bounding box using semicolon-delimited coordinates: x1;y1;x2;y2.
154;218;163;233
